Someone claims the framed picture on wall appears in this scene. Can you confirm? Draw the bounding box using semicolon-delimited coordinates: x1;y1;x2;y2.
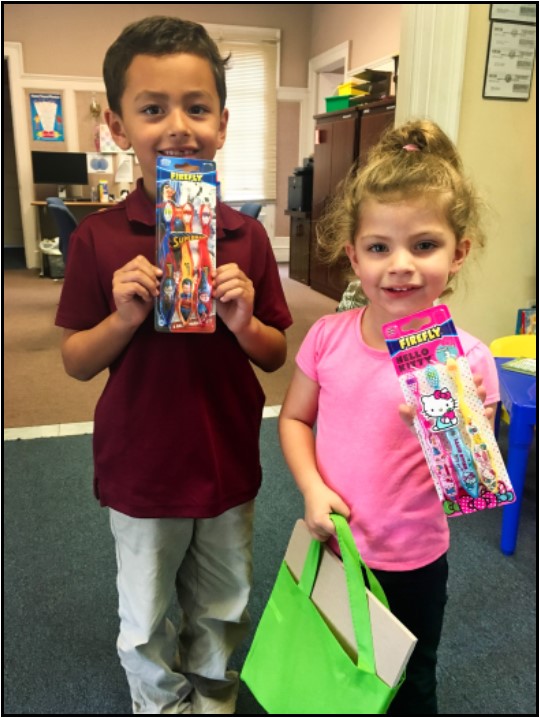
489;4;537;24
483;20;536;100
30;93;64;142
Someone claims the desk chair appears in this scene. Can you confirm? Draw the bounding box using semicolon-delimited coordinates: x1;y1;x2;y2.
46;197;78;264
239;202;262;219
489;334;537;434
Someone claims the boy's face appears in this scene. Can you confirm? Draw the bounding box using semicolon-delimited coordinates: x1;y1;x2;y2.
106;53;228;201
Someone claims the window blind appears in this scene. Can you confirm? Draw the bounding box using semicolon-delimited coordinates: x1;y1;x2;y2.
213;39;277;202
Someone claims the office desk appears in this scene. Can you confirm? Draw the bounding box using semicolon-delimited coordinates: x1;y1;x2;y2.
495;357;537;555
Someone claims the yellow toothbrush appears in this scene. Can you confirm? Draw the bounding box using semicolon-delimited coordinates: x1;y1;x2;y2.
446;357;498;493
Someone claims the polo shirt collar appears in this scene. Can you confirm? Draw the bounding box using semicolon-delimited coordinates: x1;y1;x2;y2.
125;179;155;226
217;200;244;238
124;178;245;238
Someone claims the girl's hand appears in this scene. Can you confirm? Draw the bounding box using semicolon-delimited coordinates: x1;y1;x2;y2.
398;372;495;427
472;373;495;423
213;263;254;334
399;402;416;429
304;483;350;542
112;255;162;328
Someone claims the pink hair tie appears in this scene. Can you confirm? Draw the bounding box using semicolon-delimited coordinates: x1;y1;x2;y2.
403;143;420;152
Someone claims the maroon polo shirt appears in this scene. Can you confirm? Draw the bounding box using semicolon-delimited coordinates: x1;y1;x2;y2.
55;180;292;518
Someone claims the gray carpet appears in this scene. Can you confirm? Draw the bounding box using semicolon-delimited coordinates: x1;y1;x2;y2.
3;420;537;716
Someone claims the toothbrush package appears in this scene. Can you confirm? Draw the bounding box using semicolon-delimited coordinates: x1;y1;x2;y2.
383;305;514;517
155;157;217;333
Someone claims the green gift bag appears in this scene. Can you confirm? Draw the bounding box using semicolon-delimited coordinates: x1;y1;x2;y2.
241;514;407;715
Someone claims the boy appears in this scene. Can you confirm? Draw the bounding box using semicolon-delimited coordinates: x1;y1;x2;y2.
55;16;292;715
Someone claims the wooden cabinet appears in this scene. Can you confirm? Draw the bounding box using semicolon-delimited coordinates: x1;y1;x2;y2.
287;211;311;285
358;101;396;164
310;111;358;300
309;99;395;301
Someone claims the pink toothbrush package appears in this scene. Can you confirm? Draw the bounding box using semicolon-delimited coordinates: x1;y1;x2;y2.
383;305;515;517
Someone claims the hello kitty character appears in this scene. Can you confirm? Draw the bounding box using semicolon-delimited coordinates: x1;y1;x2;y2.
421;388;458;432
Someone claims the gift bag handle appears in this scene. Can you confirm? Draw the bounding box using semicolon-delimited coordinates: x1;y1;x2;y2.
298;513;388;674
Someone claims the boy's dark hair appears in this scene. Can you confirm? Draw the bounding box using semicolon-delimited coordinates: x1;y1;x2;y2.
103;16;228;114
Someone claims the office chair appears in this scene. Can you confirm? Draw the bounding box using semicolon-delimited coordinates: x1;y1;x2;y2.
45;196;65;206
46;197;78;264
239;202;262;219
489;334;536;435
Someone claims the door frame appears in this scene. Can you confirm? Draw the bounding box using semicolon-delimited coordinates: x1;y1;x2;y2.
303;4;469;158
4;43;38;269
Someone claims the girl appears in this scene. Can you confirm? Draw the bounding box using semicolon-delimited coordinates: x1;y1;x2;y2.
278;120;499;716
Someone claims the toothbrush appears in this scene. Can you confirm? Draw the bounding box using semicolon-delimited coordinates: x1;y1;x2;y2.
446;357;498;493
444;427;480;498
424;364;479;499
405;373;459;500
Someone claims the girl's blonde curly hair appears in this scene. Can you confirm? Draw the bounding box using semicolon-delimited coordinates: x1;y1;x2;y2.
316;119;486;299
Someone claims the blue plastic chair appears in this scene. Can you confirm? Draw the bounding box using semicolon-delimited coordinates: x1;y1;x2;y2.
46;197;78;263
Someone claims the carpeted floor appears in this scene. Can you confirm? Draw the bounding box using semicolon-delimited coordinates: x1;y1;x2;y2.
3;420;537;716
3;263;537;715
3;265;336;428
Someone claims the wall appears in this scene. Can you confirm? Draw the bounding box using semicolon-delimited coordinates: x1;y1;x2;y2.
449;4;536;344
310;4;401;70
3;3;312;87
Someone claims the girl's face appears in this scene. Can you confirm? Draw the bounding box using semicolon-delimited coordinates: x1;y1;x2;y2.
346;195;470;335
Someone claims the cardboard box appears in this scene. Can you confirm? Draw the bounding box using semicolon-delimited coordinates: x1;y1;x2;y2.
285;519;417;688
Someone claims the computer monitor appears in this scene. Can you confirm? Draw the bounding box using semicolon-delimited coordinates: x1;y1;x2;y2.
31;151;89;190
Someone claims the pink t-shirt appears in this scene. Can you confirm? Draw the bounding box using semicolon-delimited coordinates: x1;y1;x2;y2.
296;308;499;571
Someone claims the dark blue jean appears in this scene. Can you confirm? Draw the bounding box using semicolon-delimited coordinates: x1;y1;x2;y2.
371;553;449;716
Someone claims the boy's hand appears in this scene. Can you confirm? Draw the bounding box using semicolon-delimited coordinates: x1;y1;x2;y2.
213;263;254;334
113;255;162;328
304;483;350;542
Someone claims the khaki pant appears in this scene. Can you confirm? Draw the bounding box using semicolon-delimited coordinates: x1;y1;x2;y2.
109;502;254;715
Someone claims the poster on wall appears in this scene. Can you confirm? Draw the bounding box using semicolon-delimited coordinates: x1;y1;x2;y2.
483;20;536;100
87;153;114;174
30;93;64;141
489;4;537;24
115;154;134;183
